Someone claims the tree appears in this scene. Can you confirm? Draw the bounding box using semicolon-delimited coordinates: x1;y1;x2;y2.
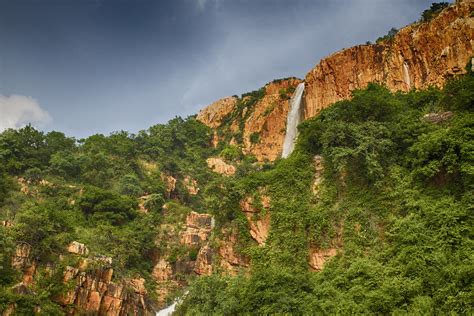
420;2;449;22
118;174;143;196
77;186;137;225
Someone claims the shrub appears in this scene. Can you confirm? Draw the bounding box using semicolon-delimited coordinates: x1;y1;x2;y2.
250;132;260;144
143;193;165;213
220;145;242;161
420;2;449;23
376;27;398;44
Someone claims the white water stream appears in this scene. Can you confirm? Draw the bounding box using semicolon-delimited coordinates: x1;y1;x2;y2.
156;301;178;316
156;291;188;316
281;82;305;158
403;62;411;89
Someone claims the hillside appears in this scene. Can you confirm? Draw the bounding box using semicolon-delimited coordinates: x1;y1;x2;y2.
197;0;473;161
0;1;473;315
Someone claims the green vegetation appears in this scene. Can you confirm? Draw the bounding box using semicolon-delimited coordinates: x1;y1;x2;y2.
249;132;260;144
0;116;221;313
219;87;266;145
375;2;450;45
376;27;398;44
177;70;474;314
420;2;449;22
219;145;242;162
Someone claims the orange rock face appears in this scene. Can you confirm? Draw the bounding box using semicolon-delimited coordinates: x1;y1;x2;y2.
184;176;199;195
240;194;271;245
312;155;324;196
304;0;474;118
241;78;303;161
206;157;236;176
308;247;337;271
218;229;250;274
194;244;214;276
180;212;213;246
161;174;177;197
67;241;89;256
198;78;302;162
197;96;238;128
58;267;153;316
152;259;173;281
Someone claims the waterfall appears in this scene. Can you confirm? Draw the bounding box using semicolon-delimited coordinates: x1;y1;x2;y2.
403;62;411;89
156;291;188;316
156;302;177;316
281;82;305;158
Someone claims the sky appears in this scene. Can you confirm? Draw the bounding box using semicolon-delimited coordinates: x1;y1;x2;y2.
0;0;446;138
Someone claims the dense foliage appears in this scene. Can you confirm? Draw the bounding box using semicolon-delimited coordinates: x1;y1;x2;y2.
177;72;474;314
0;116;220;312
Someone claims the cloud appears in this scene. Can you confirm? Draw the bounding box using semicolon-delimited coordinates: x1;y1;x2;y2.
0;95;51;131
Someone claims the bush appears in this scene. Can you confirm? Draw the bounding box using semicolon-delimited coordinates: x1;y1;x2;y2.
420;2;449;23
118;174;143;196
249;132;261;144
376;27;398;44
77;186;137;225
220;145;242;161
143;193;165;213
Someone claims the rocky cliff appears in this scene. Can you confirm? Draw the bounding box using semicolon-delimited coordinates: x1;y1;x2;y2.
197;78;302;161
5;242;154;316
197;0;473;161
304;0;474;118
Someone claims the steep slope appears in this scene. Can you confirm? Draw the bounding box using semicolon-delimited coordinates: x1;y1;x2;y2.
304;0;474;118
197;78;302;161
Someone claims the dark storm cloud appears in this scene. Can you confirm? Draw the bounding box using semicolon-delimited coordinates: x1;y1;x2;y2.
0;0;448;137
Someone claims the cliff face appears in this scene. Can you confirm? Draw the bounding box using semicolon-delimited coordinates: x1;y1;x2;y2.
304;0;474;118
6;242;154;316
197;78;302;161
197;96;238;129
240;78;302;161
197;0;473;161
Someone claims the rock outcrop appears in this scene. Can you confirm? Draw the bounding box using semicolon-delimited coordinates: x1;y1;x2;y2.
161;174;177;197
312;155;324;196
218;229;250;274
179;212;213;247
308;247;337;271
240;78;303;161
58;267;153;316
240;193;271;245
198;78;303;161
194;244;214;276
206;157;236;176
8;242;154;315
183;176;199;195
11;243;36;285
304;0;473;118
67;241;89;256
197;96;238;128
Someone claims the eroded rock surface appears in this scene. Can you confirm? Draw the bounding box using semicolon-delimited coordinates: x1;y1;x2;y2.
304;0;473;118
240;194;271;245
206;157;236;176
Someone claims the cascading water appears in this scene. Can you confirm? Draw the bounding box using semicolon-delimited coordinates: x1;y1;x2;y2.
403;62;411;89
156;291;188;316
281;82;305;158
156;301;178;316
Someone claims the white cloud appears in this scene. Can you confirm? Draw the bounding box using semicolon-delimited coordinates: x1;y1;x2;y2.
0;95;51;131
